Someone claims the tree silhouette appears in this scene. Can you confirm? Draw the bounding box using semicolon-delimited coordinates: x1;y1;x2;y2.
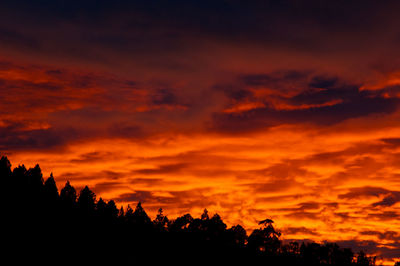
132;202;152;225
44;173;59;201
207;213;227;240
106;200;119;219
227;224;247;247
0;156;11;180
154;208;169;231
12;164;27;184
26;164;44;192
248;218;281;254
60;181;77;205
77;185;96;213
170;213;193;232
1;155;381;266
125;204;134;220
96;197;107;216
356;251;376;266
201;208;209;220
0;156;12;201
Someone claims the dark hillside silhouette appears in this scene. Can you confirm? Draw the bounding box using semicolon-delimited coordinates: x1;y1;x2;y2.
0;156;389;265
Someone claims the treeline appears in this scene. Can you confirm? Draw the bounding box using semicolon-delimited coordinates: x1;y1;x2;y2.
0;156;383;265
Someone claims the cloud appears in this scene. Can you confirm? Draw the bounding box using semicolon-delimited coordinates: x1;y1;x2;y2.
116;190;155;204
93;181;125;194
372;192;400;207
215;84;253;101
289;83;359;106
283;211;320;221
1;0;399;82
336;239;400;260
3;1;400;263
283;226;321;236
107;123;144;139
0;26;40;51
308;75;339;89
380;138;400;146
367;211;400;221
338;186;400;208
338;186;392;199
134;163;188;175
0;122;77;151
210;73;400;133
360;230;400;241
239;70;310;88
69;151;113;163
151;88;177;105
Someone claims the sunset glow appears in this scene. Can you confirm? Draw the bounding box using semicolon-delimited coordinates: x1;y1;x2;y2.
2;1;400;264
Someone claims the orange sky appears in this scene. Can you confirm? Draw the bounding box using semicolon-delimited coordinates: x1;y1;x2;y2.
2;59;400;264
2;1;400;264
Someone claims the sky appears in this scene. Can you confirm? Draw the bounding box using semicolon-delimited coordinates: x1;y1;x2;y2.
2;0;400;263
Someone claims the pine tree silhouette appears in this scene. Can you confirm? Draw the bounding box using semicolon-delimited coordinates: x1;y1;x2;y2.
0;155;380;266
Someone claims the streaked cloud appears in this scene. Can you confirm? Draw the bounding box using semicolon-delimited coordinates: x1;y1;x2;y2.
3;1;400;264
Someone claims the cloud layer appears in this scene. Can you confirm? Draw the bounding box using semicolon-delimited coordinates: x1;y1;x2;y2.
2;1;400;264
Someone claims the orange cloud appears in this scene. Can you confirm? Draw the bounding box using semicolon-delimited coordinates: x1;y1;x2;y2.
3;58;400;264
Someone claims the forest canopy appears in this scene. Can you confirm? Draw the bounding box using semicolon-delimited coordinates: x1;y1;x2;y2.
0;155;386;265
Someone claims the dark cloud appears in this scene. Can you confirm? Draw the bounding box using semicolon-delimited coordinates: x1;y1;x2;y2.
235;71;312;98
338;186;391;199
283;226;321;236
335;239;400;260
360;230;400;241
297;202;321;210
283;211;320;220
334;212;351;221
331;240;381;255
107;123;144;138
55;170;126;184
308;75;338;89
240;70;309;87
70;151;113;163
367;211;400;221
289;83;359;106
56;172;102;183
116;190;154;204
101;170;125;180
134;163;188;175
372;192;400;207
380;138;400;146
338;186;400;208
45;69;63;76
0;122;77;151
214;84;253;101
0;77;64;91
129;178;165;186
1;0;400;69
274;202;322;213
303;142;392;167
256;194;307;204
0;60;13;70
210;79;400;133
0;26;40;51
151;88;177;105
93;181;124;194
